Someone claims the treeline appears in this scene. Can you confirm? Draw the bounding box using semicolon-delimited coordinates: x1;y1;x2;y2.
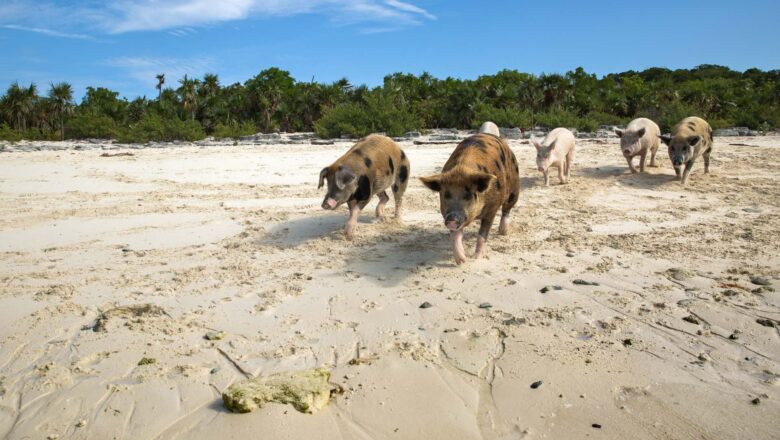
1;65;779;142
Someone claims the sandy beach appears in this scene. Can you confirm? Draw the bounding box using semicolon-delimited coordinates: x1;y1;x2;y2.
0;134;778;439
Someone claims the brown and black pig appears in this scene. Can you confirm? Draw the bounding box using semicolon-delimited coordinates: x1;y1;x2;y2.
420;134;520;264
659;116;713;185
318;135;410;239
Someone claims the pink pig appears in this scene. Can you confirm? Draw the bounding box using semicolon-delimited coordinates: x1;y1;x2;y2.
531;128;576;186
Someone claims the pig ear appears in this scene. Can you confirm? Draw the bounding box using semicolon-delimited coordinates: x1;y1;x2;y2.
530;137;542;149
547;140;556;150
318;167;328;189
659;134;672;146
636;128;646;138
470;173;496;193
335;167;356;189
614;129;624;138
419;175;442;192
687;135;701;146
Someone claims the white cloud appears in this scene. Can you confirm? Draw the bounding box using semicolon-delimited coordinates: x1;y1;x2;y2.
2;24;92;39
0;0;436;34
106;56;216;91
384;0;435;20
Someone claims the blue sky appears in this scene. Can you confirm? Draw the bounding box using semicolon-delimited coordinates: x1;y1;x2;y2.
1;0;778;101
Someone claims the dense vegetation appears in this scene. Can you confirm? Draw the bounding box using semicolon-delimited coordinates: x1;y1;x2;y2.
1;65;778;142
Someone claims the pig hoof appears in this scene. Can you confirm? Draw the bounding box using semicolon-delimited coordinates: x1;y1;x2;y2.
454;257;467;265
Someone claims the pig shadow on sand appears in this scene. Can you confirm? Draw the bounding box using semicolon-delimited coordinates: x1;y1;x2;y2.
261;213;462;287
578;166;678;189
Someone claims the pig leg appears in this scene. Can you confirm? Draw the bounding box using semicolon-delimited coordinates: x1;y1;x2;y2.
474;216;495;260
703;147;712;174
680;159;696;185
626;155;638;174
565;150;574;179
649;147;659;167
557;164;565;184
639;151;647;173
450;230;467;265
392;157;410;222
543;171;550;187
344;201;361;240
375;191;389;218
392;180;408;223
674;166;682;180
498;211;511;235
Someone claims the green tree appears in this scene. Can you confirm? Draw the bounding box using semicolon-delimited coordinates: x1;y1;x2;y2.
48;82;74;140
177;74;199;121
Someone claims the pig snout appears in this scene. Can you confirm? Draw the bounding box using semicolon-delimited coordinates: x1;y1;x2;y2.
444;213;464;231
322;198;337;210
622;149;631;156
671;157;684;167
537;166;544;172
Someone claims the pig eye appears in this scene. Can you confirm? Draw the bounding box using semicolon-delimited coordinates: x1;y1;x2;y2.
444;190;452;199
463;191;472;200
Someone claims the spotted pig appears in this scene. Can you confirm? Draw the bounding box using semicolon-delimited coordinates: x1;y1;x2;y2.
420;134;521;265
659;116;713;185
318;135;410;239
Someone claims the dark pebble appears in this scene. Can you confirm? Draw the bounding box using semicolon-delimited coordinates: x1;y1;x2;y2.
540;285;562;293
756;318;776;328
478;302;492;309
751;397;761;405
530;380;543;389
573;279;599;286
419;302;433;309
622;338;633;346
682;315;700;325
750;276;771;286
592;423;602;429
566;252;575;257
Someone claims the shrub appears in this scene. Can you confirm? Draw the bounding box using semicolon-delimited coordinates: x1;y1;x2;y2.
534;109;583;130
0;123;22;142
116;114;205;143
472;105;533;129
315;91;423;138
213;121;258;139
66;114;118;139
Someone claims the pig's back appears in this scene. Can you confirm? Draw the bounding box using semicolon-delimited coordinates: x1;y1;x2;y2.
545;128;576;153
628;118;661;148
336;134;406;195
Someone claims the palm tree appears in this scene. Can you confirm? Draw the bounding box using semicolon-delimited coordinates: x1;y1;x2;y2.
48;82;74;140
155;74;165;101
3;82;38;130
200;73;220;99
177;74;199;121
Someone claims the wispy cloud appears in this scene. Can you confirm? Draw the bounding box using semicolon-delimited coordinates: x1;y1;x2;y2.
0;0;436;34
1;24;92;40
384;0;436;21
106;56;216;90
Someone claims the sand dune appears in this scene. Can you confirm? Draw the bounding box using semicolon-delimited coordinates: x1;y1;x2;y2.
0;136;778;439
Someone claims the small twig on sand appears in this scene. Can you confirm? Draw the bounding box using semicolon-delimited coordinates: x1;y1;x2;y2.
216;347;252;379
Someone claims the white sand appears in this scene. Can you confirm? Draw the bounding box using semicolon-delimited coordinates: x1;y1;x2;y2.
0;136;778;439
